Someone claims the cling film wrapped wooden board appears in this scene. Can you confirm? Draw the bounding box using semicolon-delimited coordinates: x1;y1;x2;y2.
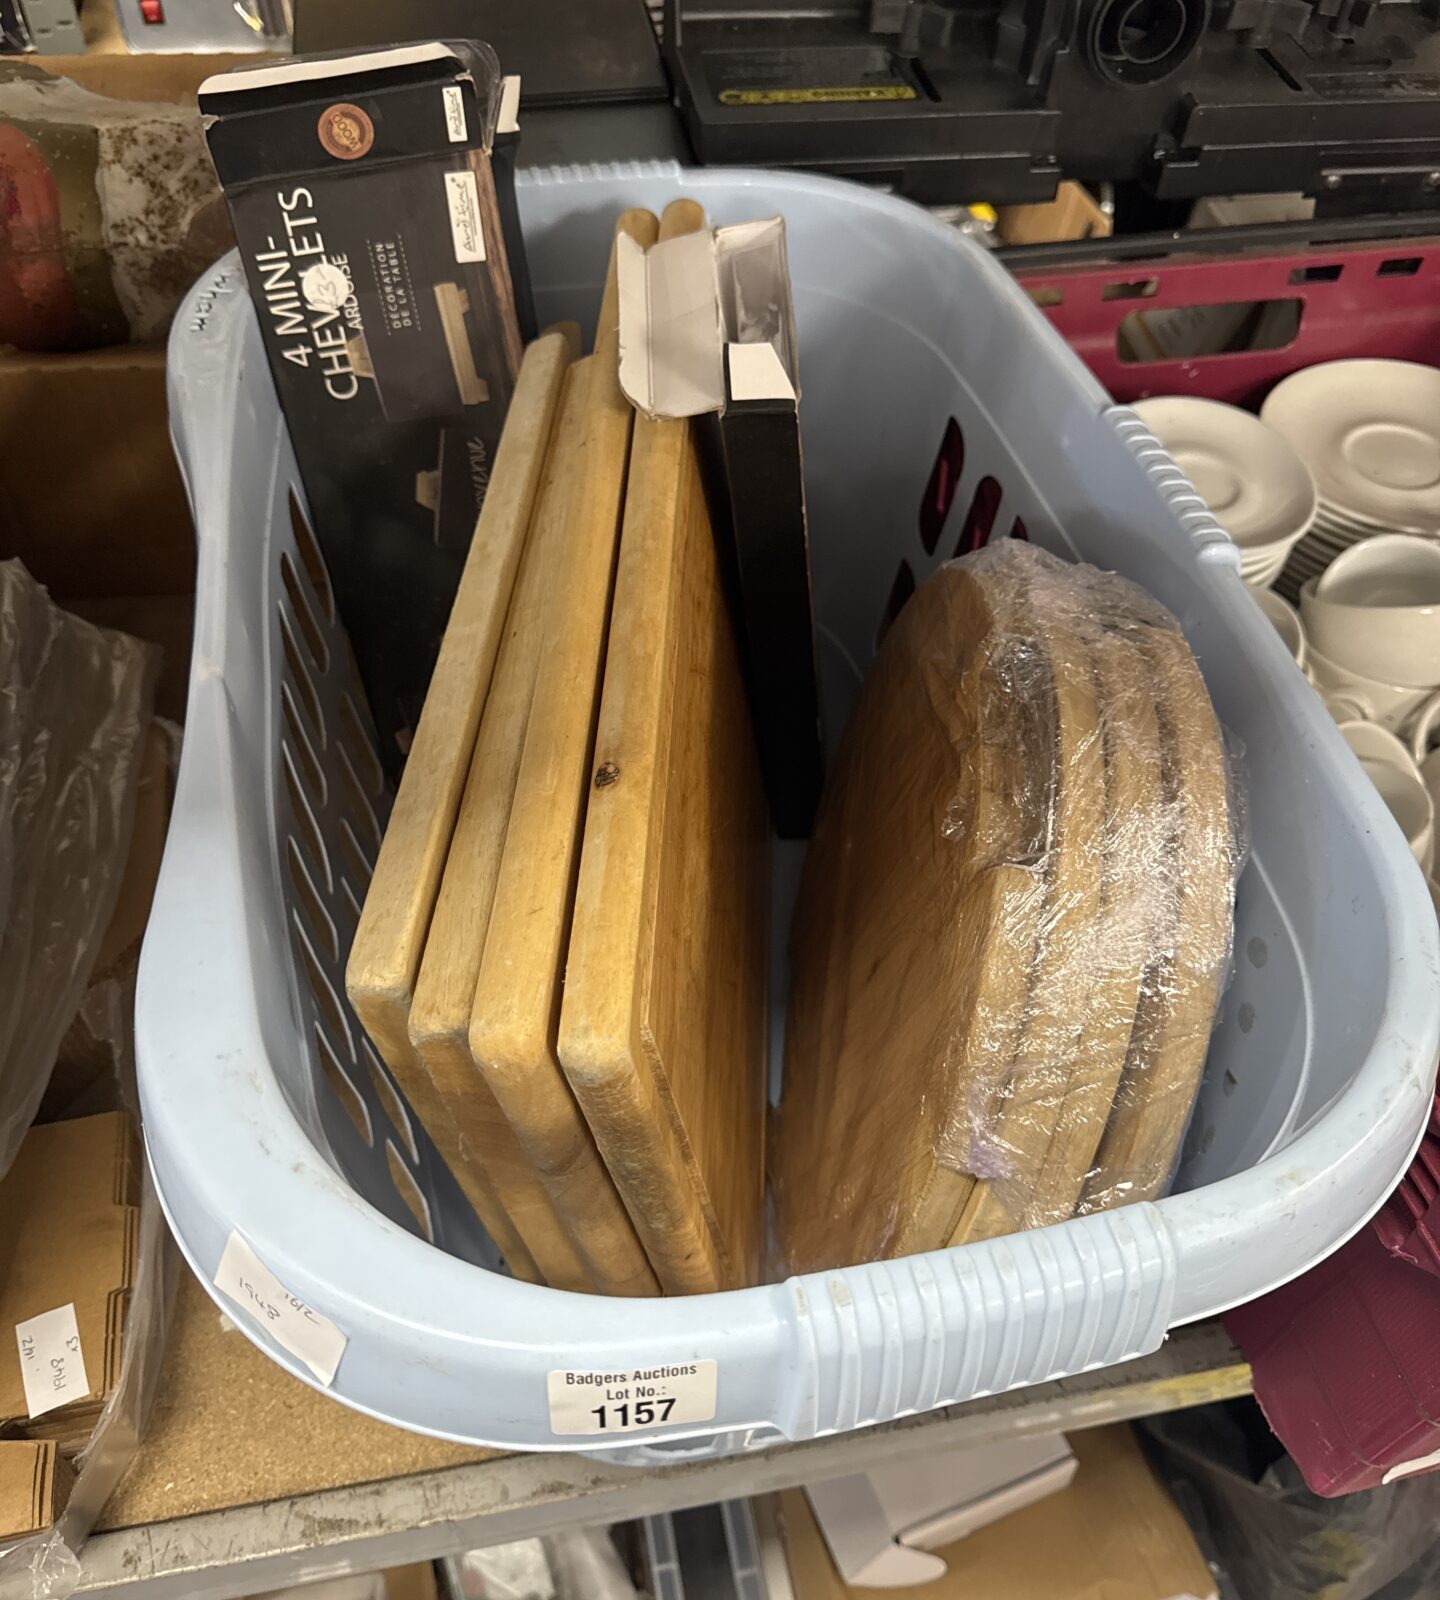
776;540;1239;1272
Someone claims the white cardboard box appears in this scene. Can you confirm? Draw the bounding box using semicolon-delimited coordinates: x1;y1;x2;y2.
805;1434;1077;1587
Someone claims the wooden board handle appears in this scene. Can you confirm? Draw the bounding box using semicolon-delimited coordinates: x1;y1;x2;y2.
658;198;707;241
542;321;583;362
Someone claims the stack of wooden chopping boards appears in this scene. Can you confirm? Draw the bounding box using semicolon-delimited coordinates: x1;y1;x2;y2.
774;539;1234;1274
348;201;770;1296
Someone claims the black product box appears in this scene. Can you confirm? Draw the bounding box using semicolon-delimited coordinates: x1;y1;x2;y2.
616;216;824;838
199;43;527;773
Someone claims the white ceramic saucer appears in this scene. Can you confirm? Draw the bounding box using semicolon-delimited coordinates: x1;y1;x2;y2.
1261;361;1440;535
1134;396;1317;552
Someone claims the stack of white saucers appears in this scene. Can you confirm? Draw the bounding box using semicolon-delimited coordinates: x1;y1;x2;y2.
1260;359;1440;597
1132;395;1316;589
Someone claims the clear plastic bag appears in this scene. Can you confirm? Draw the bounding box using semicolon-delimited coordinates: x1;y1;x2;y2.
0;66;231;350
39;720;178;1130
0;1171;176;1600
1143;1400;1440;1600
0;560;156;1180
777;539;1244;1271
546;1530;639;1600
443;1542;555;1600
442;1530;637;1600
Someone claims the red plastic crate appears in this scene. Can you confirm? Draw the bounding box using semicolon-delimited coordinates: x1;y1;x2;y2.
1226;1222;1440;1496
1374;1095;1440;1282
1014;234;1440;408
1016;230;1440;1495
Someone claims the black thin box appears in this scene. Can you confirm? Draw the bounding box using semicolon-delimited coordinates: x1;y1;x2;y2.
617;216;824;837
199;43;527;773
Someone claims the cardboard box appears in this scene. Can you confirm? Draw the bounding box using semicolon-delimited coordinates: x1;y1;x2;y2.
0;1112;141;1454
617;214;823;837
0;345;195;606
32;52;267;106
0;1439;73;1545
779;1427;1217;1600
996;182;1111;247
0;339;194;718
804;1433;1076;1586
199;44;526;769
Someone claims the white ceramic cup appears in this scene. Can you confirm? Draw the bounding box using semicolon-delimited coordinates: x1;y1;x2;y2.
1305;536;1440;688
1410;690;1440;766
1339;720;1435;873
1307;643;1434;732
1424;747;1440;820
1300;574;1440;690
1318;533;1440;604
1255;589;1306;671
1316;686;1369;725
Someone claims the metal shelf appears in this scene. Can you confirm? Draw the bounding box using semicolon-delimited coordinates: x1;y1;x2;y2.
76;1322;1247;1600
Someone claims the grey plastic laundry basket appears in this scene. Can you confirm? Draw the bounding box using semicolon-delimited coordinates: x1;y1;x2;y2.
137;163;1440;1456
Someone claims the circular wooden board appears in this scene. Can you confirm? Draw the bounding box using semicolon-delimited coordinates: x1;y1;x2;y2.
1079;624;1232;1212
953;624;1169;1240
947;599;1112;1244
775;561;1055;1273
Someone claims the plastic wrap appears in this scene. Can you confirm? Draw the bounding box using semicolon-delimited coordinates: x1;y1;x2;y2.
40;721;178;1130
0;1170;176;1600
0;66;231;351
776;538;1243;1273
0;560;156;1181
443;1532;638;1600
1143;1401;1440;1600
546;1530;639;1600
442;1542;555;1600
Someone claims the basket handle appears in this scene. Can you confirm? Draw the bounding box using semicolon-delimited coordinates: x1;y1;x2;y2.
1109;409;1243;570
777;1205;1178;1440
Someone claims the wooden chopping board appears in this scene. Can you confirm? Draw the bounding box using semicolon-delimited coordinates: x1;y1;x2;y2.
558;200;770;1296
408;362;591;1293
346;327;575;1281
951;621;1158;1243
774;562;1058;1273
1079;624;1232;1212
468;210;661;1298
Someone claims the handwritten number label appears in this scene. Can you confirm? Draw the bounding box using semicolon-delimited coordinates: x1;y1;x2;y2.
15;1304;89;1419
213;1232;347;1385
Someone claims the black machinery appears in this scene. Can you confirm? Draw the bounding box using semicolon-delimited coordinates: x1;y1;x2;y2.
662;0;1440;209
291;0;1440;213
